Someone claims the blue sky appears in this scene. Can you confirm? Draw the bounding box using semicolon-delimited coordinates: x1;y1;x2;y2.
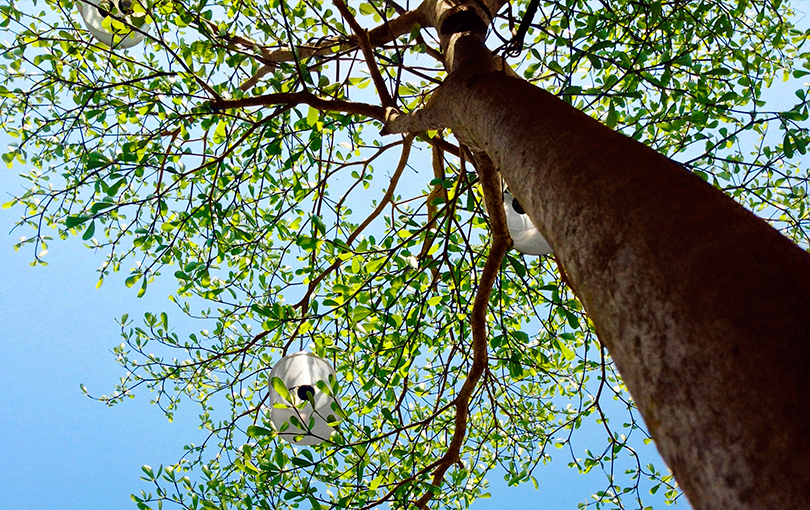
0;187;204;508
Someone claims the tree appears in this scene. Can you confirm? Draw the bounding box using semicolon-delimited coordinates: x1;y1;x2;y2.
2;0;809;508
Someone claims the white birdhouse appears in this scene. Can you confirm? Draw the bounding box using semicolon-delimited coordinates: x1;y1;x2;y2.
503;190;553;256
79;0;149;49
268;351;342;446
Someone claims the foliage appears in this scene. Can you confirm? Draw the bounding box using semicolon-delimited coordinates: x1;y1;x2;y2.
1;0;809;508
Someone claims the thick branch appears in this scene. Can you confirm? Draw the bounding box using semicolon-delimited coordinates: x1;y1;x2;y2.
426;134;460;158
417;142;450;266
382;105;446;135
238;66;275;92
239;1;430;84
382;0;444;63
414;152;509;509
475;152;511;246
220;0;431;91
209;92;385;120
426;142;449;229
367;1;431;47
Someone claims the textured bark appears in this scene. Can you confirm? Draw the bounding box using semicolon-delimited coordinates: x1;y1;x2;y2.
427;71;810;509
381;1;810;506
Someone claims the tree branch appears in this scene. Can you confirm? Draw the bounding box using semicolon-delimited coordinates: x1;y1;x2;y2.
334;0;396;109
413;151;510;508
235;1;431;92
367;1;431;47
209;91;386;120
238;65;275;92
381;0;444;63
293;134;416;313
382;103;447;135
503;0;541;57
223;0;434;93
426;134;461;158
417;142;450;274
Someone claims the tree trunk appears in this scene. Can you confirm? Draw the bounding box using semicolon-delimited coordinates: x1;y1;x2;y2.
435;70;810;509
381;1;810;505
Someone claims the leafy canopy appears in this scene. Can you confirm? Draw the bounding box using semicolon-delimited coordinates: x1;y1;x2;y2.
1;0;809;509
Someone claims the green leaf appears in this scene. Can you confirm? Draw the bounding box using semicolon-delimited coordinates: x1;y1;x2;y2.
605;103;618;128
107;178;127;196
65;215;92;228
200;269;211;287
213;119;228;144
563;308;580;329
555;338;576;361
246;425;274;437
137;277;148;298
271;376;292;402
315;379;332;396
90;201;116;214
306;106;319;127
141;465;155;480
290;457;312;467
368;475;384;490
82;221;96;241
506;254;526;278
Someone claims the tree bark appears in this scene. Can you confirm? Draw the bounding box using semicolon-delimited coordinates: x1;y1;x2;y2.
381;0;810;505
428;70;810;509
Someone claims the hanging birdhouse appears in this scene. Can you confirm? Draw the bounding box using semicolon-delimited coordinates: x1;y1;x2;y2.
79;0;149;49
268;351;342;446
503;190;553;256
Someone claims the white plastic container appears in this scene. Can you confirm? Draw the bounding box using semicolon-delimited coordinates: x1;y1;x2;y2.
79;0;149;49
503;190;553;256
268;351;341;446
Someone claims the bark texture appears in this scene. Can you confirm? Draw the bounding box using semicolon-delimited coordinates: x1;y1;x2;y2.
431;71;810;509
383;1;810;506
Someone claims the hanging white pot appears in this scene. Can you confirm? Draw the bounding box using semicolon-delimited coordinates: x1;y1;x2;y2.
268;351;342;446
79;0;149;49
503;190;553;256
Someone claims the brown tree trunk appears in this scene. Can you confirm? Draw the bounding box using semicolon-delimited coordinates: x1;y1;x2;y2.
434;70;810;509
381;1;810;505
